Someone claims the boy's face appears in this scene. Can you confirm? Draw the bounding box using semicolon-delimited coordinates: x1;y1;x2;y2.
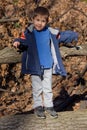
33;14;48;31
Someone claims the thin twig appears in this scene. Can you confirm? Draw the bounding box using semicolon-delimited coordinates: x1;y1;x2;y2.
49;6;74;24
49;5;87;25
73;7;87;18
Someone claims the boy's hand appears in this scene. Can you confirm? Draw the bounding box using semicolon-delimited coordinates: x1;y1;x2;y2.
13;41;20;48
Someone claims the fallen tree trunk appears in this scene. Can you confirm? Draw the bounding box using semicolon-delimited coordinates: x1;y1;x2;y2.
0;43;87;64
0;47;21;64
60;43;87;58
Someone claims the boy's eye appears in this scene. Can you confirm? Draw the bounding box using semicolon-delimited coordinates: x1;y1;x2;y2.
42;20;46;23
37;19;40;21
36;19;46;23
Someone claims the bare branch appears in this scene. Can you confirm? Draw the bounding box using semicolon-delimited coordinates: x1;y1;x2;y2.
0;18;19;23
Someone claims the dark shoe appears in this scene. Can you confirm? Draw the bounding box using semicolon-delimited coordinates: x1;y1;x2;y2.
34;106;46;119
45;107;58;118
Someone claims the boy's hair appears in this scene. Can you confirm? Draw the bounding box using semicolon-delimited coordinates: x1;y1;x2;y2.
33;6;49;21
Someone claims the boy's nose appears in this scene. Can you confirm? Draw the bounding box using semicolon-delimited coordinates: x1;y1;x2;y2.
38;21;42;24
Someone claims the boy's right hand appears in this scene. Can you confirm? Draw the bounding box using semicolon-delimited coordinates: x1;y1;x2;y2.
13;41;20;48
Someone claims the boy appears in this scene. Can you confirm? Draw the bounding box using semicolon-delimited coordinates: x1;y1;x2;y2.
13;6;68;119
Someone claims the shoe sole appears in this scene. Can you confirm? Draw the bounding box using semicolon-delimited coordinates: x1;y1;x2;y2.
45;111;58;118
35;114;46;119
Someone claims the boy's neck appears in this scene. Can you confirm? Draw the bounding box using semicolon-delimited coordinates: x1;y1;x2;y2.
34;26;48;32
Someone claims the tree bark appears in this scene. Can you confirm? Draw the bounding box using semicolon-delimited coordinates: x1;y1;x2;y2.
60;43;87;58
0;43;87;64
0;47;21;64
